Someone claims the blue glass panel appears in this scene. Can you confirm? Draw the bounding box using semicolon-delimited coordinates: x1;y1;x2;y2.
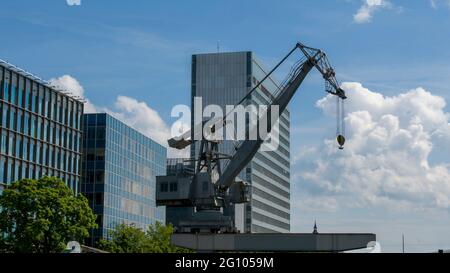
3;83;9;101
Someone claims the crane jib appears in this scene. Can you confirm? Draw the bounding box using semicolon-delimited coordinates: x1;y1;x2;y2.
217;61;316;190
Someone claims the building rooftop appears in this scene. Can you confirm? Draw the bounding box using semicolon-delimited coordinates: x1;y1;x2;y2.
0;58;86;103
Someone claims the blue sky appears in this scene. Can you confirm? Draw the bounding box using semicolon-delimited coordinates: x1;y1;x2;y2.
2;0;450;252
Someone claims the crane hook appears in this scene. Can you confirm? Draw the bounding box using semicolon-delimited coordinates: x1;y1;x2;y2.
337;134;345;150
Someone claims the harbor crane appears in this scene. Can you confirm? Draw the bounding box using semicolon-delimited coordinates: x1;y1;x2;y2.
157;41;347;235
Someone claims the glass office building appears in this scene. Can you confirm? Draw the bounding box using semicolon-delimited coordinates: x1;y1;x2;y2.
81;113;166;246
0;61;83;193
190;52;291;233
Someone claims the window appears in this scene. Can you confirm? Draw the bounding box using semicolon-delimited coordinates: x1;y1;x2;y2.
60;97;65;123
2;104;7;126
0;156;5;183
31;89;37;112
29;164;35;179
3;82;9;102
61;150;65;170
160;182;168;192
44;90;51;117
6;160;12;184
55;149;60;168
1;131;6;153
87;153;95;161
95;171;104;183
170;182;178;192
202;181;209;192
36;143;41;165
15;136;21;158
67;101;72;127
38;88;43;115
23;138;28;160
43;121;48;141
49;124;54;143
14;160;19;182
24;88;30;110
30;116;36;138
11;86;16;105
21;162;27;179
9;109;16;130
55;126;60;146
56;96;61;123
24;113;29;135
37;118;42;139
8;134;14;156
67;130;72;149
43;144;47;165
49;146;53;167
96;128;105;139
17;111;23;133
61;128;66;147
29;140;34;162
95;193;103;205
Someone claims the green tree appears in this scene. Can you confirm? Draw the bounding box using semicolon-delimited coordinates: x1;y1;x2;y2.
98;222;192;253
0;177;97;253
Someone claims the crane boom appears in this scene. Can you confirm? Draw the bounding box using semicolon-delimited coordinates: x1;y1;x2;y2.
217;58;315;190
217;43;345;190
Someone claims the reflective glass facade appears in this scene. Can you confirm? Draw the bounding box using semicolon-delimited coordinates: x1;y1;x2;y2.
81;113;166;246
0;62;83;193
190;52;291;233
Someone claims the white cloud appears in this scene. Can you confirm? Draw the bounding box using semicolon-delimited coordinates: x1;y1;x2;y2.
106;96;190;158
430;0;450;9
293;82;450;213
353;0;392;23
48;75;189;158
430;0;438;9
48;75;97;113
66;0;81;6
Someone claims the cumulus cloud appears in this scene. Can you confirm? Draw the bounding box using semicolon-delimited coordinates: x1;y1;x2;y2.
48;75;189;158
48;75;97;113
106;97;190;158
430;0;450;9
293;82;450;213
66;0;81;6
354;0;392;23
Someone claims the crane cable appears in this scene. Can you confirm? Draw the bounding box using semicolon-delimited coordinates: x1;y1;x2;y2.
337;93;346;150
328;80;346;149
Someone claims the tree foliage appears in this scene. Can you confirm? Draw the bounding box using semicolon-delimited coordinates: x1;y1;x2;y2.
0;177;97;253
98;222;192;253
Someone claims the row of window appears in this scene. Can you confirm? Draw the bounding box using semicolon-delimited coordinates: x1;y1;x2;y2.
252;199;290;220
106;129;161;161
252;211;290;231
84;114;166;156
102;216;155;235
252;186;290;210
251;173;290;199
105;161;162;186
1;104;81;151
0;131;80;174
254;153;290;179
252;162;290;188
160;181;178;192
0;78;82;130
103;203;157;227
0;155;79;190
82;172;157;205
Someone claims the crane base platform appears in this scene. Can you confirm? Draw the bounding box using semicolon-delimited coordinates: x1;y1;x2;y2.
172;233;376;253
